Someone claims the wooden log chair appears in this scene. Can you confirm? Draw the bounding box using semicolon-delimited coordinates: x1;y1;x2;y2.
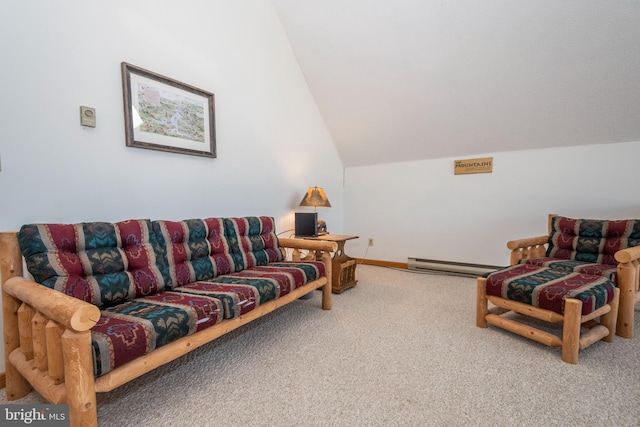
476;213;640;363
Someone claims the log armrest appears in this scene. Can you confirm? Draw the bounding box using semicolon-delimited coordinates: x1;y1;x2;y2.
3;276;101;424
278;238;338;254
4;277;100;332
506;235;549;265
278;238;338;311
614;245;640;264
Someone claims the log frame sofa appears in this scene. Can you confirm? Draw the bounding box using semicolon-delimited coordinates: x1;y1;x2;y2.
477;213;640;364
1;216;338;427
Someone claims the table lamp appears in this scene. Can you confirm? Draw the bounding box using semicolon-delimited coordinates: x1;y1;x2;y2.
299;186;332;212
297;186;331;235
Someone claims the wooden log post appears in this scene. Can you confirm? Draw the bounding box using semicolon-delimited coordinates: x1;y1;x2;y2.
1;231;32;400
62;329;98;427
476;278;488;328
561;298;582;364
18;303;35;360
600;288;619;343
615;260;637;338
46;320;66;384
321;251;332;310
32;312;49;371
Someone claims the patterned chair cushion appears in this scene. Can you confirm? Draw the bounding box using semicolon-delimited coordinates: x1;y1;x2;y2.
170;261;326;318
153;218;235;288
547;216;640;266
485;264;616;316
520;258;618;282
18;220;168;308
92;291;223;377
224;217;284;271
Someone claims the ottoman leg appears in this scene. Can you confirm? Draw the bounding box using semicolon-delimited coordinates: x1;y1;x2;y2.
562;298;582;364
601;288;619;343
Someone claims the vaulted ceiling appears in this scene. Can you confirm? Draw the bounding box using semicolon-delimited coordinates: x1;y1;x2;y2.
272;0;640;167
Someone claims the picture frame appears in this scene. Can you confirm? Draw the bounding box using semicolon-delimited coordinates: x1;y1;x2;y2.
121;62;216;158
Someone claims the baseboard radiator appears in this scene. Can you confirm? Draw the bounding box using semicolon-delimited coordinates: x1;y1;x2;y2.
407;257;502;277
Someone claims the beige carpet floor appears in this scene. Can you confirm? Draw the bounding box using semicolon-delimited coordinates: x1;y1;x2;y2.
2;265;638;426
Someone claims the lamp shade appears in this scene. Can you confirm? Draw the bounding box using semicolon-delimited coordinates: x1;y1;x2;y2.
299;187;331;209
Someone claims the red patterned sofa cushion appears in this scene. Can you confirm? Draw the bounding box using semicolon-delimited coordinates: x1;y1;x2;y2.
170;261;326;318
152;218;235;287
485;264;616;316
18;220;168;308
224;217;284;271
91;291;223;377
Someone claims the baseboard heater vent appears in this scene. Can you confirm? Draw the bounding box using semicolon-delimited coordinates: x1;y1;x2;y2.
407;257;502;277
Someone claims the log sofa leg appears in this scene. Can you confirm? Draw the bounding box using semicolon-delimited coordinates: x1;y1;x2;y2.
476;278;488;328
321;251;332;310
615;262;636;338
62;330;98;427
561;298;582;364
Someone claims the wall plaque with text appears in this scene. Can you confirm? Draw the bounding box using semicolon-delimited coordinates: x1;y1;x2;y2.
454;157;493;175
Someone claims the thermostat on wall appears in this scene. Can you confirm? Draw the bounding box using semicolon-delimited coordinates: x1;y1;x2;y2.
80;106;96;127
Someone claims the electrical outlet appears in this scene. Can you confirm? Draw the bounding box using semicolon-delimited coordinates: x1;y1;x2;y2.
368;238;374;246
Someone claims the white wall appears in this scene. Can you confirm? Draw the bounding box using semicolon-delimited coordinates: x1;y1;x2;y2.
345;141;640;266
0;1;344;372
0;0;344;231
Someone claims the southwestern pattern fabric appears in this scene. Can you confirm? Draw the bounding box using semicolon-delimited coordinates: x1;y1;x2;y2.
485;264;615;316
18;220;167;308
224;217;284;271
91;291;223;377
547;216;640;265
16;215;329;378
520;258;618;282
170;281;260;318
153;218;235;288
170;262;325;318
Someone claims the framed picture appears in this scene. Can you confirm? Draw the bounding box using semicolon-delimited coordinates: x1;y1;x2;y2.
121;62;216;158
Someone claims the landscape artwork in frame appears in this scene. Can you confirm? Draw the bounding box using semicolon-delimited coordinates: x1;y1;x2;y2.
121;62;216;158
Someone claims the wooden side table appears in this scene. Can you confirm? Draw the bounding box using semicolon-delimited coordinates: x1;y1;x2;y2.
306;234;359;293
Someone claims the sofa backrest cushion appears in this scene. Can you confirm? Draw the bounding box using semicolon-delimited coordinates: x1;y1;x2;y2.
547;216;640;265
152;218;235;288
224;217;284;271
18;220;167;308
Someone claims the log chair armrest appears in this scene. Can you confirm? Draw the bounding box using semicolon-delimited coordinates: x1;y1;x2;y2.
506;235;549;251
614;245;640;264
506;235;549;265
3;277;100;332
